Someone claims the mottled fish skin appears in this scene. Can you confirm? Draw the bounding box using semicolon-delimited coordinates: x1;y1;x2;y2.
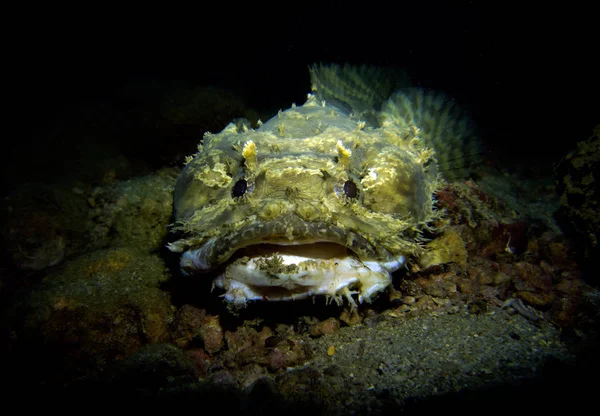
169;64;479;307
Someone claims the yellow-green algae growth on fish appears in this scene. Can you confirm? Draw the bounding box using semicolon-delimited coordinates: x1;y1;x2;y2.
168;64;480;307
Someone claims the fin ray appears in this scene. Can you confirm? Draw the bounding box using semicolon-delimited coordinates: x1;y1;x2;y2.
309;63;411;116
380;88;482;179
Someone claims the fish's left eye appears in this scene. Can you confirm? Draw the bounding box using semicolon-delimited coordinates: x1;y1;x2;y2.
232;179;248;198
343;180;358;198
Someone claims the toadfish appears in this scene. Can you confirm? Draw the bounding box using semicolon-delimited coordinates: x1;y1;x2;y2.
168;64;479;307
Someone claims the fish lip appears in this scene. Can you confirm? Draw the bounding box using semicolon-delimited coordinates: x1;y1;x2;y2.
178;216;399;275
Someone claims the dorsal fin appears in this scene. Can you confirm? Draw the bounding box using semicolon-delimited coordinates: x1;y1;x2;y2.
380;88;482;179
309;63;410;116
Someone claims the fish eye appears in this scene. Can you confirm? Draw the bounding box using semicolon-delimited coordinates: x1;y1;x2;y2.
232;179;248;198
343;180;358;198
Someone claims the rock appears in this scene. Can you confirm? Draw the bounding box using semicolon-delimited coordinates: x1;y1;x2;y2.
185;348;213;378
21;247;173;382
517;291;555;308
340;308;362;326
98;343;197;393
171;305;224;354
199;314;224;354
0;183;107;271
419;228;468;269
171;305;208;348
555;124;600;282
94;169;176;251
310;317;341;337
513;262;553;293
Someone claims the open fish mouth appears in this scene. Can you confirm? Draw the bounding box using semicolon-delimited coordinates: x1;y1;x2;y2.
178;218;405;305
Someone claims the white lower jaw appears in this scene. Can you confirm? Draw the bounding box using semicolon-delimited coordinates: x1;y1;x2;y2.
214;253;405;306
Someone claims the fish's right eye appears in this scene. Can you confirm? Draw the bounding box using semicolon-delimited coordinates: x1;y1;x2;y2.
343;180;358;198
232;179;248;198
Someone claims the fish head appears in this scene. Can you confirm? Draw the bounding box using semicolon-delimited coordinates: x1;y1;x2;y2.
169;101;441;306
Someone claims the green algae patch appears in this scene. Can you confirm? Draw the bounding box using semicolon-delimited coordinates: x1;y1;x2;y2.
24;247;174;378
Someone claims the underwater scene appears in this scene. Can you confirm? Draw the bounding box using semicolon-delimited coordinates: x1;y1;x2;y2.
1;3;598;414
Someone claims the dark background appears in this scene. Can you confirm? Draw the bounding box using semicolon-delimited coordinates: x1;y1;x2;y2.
3;1;598;195
1;3;598;409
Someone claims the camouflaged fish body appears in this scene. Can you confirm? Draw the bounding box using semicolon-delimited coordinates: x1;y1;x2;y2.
169;64;478;306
